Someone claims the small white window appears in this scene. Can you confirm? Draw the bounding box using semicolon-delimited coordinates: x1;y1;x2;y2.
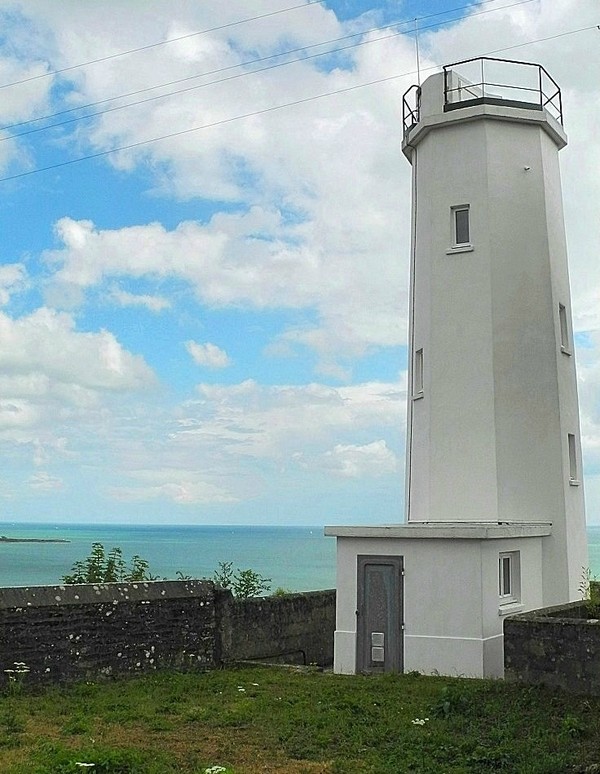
559;303;571;355
452;205;470;246
412;348;424;398
499;551;520;605
568;433;580;485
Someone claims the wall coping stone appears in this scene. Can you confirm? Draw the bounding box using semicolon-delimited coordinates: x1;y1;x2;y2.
505;600;590;622
0;579;216;609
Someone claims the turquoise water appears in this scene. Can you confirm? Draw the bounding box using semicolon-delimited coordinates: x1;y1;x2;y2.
588;526;600;577
0;523;337;592
1;523;600;591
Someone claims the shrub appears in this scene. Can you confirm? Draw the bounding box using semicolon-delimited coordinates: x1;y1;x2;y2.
579;568;600;618
62;547;271;598
213;561;271;598
62;543;158;584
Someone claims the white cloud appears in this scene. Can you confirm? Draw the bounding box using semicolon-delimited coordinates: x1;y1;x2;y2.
0;43;54;171
109;286;170;312
0;308;156;467
184;378;405;461
0;399;39;432
28;471;64;492
88;377;404;507
0;307;155;393
31;1;414;363
296;439;398;478
0;264;27;306
186;340;231;369
44;204;406;363
110;473;237;505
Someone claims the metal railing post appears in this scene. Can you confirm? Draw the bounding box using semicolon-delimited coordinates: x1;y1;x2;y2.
481;59;485;101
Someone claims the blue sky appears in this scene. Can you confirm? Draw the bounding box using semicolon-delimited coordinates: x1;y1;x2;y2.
0;0;599;525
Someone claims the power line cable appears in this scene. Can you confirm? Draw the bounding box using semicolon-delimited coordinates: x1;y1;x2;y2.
2;0;530;132
0;0;537;141
0;23;594;185
0;0;326;91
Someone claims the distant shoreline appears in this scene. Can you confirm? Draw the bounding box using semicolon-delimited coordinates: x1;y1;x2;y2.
0;536;70;544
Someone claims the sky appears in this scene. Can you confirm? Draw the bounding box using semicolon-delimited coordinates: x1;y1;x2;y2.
0;0;598;526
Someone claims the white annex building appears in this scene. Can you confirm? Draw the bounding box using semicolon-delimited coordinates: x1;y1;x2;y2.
325;57;588;678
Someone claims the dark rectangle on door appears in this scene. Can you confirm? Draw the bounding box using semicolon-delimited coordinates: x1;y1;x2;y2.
356;555;403;673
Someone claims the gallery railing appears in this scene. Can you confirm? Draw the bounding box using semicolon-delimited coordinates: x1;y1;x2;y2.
442;57;563;125
402;83;421;137
402;57;563;138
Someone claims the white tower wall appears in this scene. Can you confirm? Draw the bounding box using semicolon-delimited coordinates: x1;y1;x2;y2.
404;71;587;604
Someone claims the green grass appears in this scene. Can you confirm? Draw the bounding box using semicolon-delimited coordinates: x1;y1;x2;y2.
0;666;599;772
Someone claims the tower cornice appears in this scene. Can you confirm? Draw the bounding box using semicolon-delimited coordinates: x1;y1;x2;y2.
402;101;567;160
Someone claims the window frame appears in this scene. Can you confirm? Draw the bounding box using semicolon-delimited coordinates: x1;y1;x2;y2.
452;204;471;247
558;303;572;355
498;551;521;606
412;348;424;400
568;432;580;486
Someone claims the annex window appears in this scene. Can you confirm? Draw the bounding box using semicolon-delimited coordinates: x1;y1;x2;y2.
412;348;424;398
499;551;521;605
452;205;470;246
559;303;571;355
568;433;580;485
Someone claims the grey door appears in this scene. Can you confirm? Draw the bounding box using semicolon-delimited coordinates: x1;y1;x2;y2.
356;555;403;674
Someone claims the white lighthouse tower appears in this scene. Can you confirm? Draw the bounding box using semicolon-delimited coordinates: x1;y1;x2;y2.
326;58;587;678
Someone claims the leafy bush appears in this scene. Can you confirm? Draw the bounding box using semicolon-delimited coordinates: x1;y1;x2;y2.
579;568;600;618
430;684;470;718
62;546;271;598
213;561;271;598
62;543;158;584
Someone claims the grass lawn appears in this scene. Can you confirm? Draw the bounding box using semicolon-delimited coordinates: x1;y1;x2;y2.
0;665;599;773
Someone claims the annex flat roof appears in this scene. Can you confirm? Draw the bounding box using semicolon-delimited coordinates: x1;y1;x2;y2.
324;521;552;540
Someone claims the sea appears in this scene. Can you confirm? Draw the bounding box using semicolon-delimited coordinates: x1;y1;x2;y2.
1;522;600;591
0;523;337;591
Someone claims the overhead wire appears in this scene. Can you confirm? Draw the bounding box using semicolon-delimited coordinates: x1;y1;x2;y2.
0;23;595;185
0;0;326;91
0;0;537;142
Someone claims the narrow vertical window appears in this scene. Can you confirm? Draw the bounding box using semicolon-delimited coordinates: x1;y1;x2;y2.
499;551;520;605
453;205;470;246
499;555;512;597
413;348;424;398
559;303;571;354
568;433;579;484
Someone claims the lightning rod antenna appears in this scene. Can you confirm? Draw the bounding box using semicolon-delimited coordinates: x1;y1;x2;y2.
414;17;421;86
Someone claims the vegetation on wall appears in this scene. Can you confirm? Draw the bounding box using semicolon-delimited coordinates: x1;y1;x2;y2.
212;561;271;598
579;568;600;619
62;545;272;598
61;543;157;584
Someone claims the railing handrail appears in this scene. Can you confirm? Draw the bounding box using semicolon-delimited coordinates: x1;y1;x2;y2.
402;84;421;136
442;57;563;125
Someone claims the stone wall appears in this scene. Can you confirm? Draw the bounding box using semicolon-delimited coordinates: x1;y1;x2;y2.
0;582;335;686
504;601;600;695
0;581;223;685
221;590;336;666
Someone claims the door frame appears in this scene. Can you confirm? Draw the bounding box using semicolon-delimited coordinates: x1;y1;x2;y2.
356;554;404;674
